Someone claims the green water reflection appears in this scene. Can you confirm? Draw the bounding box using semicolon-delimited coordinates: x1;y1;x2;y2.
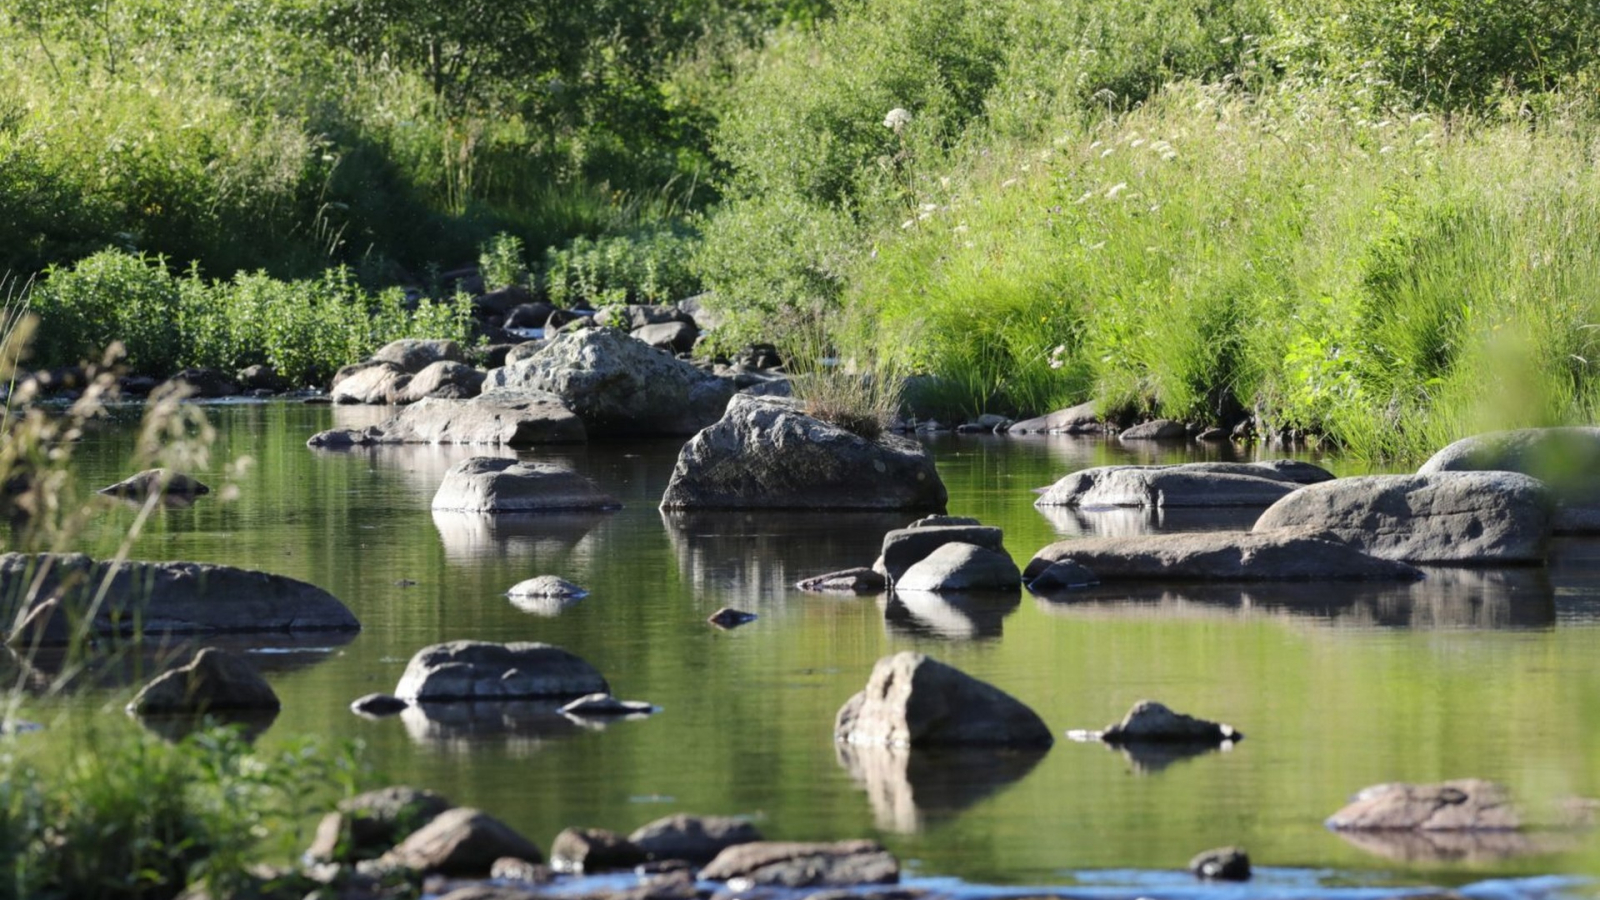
24;402;1600;886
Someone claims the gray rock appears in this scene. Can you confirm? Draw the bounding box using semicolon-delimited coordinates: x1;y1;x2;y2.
1118;419;1187;441
486;328;732;437
332;362;412;404
879;526;1006;584
394;640;608;702
235;364;286;392
126;648;279;715
384;807;544;875
627;814;763;864
490;857;552;883
1420;427;1600;533
505;303;556;330
895;543;1021;592
1035;461;1332;508
699;840;899;888
0;553;359;641
1099;700;1241;744
1250;459;1338;484
307;786;454;862
97;468;210;500
402;361;485;402
506;576;587;600
1026;560;1099;591
835;652;1052;748
632;322;698;355
161;367;238;398
351;693;408;716
308;390;586;447
907;515;982;528
431;458;620;513
1326;780;1520;831
550;828;647;873
1007;401;1102;434
1190;847;1251;881
796;568;887;594
597;304;694;331
505;341;546;365
1252;472;1553;563
659;395;947;511
372;339;468;374
476;285;531;316
1025;532;1423;582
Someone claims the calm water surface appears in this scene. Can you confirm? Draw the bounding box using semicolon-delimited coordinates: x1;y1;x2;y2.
39;402;1600;892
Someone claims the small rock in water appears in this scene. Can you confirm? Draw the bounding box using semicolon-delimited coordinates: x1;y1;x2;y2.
708;608;757;629
560;693;655;717
97;468;210;500
1027;559;1099;592
1099;700;1241;744
1189;846;1251;881
796;567;887;594
507;575;588;599
350;693;408;717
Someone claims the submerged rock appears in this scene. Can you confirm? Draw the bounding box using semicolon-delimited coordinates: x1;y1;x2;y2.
1024;533;1422;582
97;468;210;501
1098;700;1242;744
1326;779;1520;831
699;840;899;888
126;648;280;715
1253;472;1553;563
836;652;1052;748
659;395;947;511
627;814;763;864
432;458;621;513
796;567;888;594
394;641;608;702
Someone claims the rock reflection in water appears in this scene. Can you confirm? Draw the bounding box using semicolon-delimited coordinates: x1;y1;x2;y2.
400;701;587;757
133;708;280;743
1035;505;1262;539
662;510;908;603
432;509;607;566
1032;567;1555;629
836;742;1048;833
1065;732;1235;775
310;436;518;499
882;590;1020;641
0;633;352;695
1333;827;1580;864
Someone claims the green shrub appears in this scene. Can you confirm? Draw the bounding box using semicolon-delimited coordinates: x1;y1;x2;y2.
542;226;701;308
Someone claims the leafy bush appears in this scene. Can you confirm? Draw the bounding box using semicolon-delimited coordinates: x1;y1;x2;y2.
479;232;529;291
542;226;701;307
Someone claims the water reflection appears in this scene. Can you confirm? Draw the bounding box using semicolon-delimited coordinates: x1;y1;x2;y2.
661;510;907;602
1067;732;1236;775
0;634;353;694
1031;568;1556;629
836;742;1048;833
1035;505;1263;539
883;591;1020;641
400;701;586;756
133;708;280;743
310;440;518;499
1333;828;1581;864
432;510;608;567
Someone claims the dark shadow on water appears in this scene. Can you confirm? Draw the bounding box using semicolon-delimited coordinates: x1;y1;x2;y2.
432;509;609;565
400;700;589;756
1035;505;1264;539
836;742;1049;833
132;708;279;743
661;510;911;602
1031;567;1556;630
883;590;1020;641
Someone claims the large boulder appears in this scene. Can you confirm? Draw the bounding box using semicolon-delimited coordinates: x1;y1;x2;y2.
0;553;359;641
307;786;454;862
698;841;899;888
401;361;485;402
308;390;586;447
486;328;733;436
432;458;620;513
1420;427;1600;533
1036;462;1332;508
835;652;1052;748
372;339;468;373
1118;419;1187;441
659;395;947;511
126;648;280;715
331;362;411;404
879;524;1004;583
384;807;544;875
896;543;1021;592
1252;472;1553;563
1024;533;1422;582
393;640;608;702
1326;780;1520;831
1007;401;1102;435
627;814;763;865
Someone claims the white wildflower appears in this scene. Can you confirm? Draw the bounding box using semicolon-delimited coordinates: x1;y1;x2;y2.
883;108;913;133
1107;182;1128;198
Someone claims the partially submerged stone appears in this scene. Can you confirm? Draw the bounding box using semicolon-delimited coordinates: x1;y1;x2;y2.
1035;461;1332;508
1326;779;1520;831
126;648;280;715
97;468;210;500
660;395;947;512
432;458;621;513
506;576;588;600
1026;560;1099;592
699;840;899;888
627;814;763;864
1189;846;1251;881
307;390;586;447
836;652;1052;748
1099;700;1241;744
1420;427;1600;533
1253;472;1553;563
307;786;454;863
895;543;1021;592
549;827;647;873
879;525;1005;584
1118;419;1187;441
1024;533;1422;582
384;807;544;875
394;640;608;702
707;608;757;629
1007;401;1102;434
796;567;888;594
351;693;408;717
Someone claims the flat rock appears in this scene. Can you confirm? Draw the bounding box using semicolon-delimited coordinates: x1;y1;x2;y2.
796;568;888;594
1118;419;1187;441
836;652;1052;748
1326;780;1520;831
1252;472;1553;563
432;458;620;513
1420;427;1600;533
879;525;1005;584
550;827;647;873
1024;533;1421;582
1035;462;1332;508
659;396;947;511
394;640;608;702
97;468;210;500
627;814;763;864
0;553;360;641
699;840;899;888
486;328;732;437
308;390;586;446
385;807;544;875
1099;700;1241;744
126;648;280;715
896;543;1021;592
1007;401;1103;434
